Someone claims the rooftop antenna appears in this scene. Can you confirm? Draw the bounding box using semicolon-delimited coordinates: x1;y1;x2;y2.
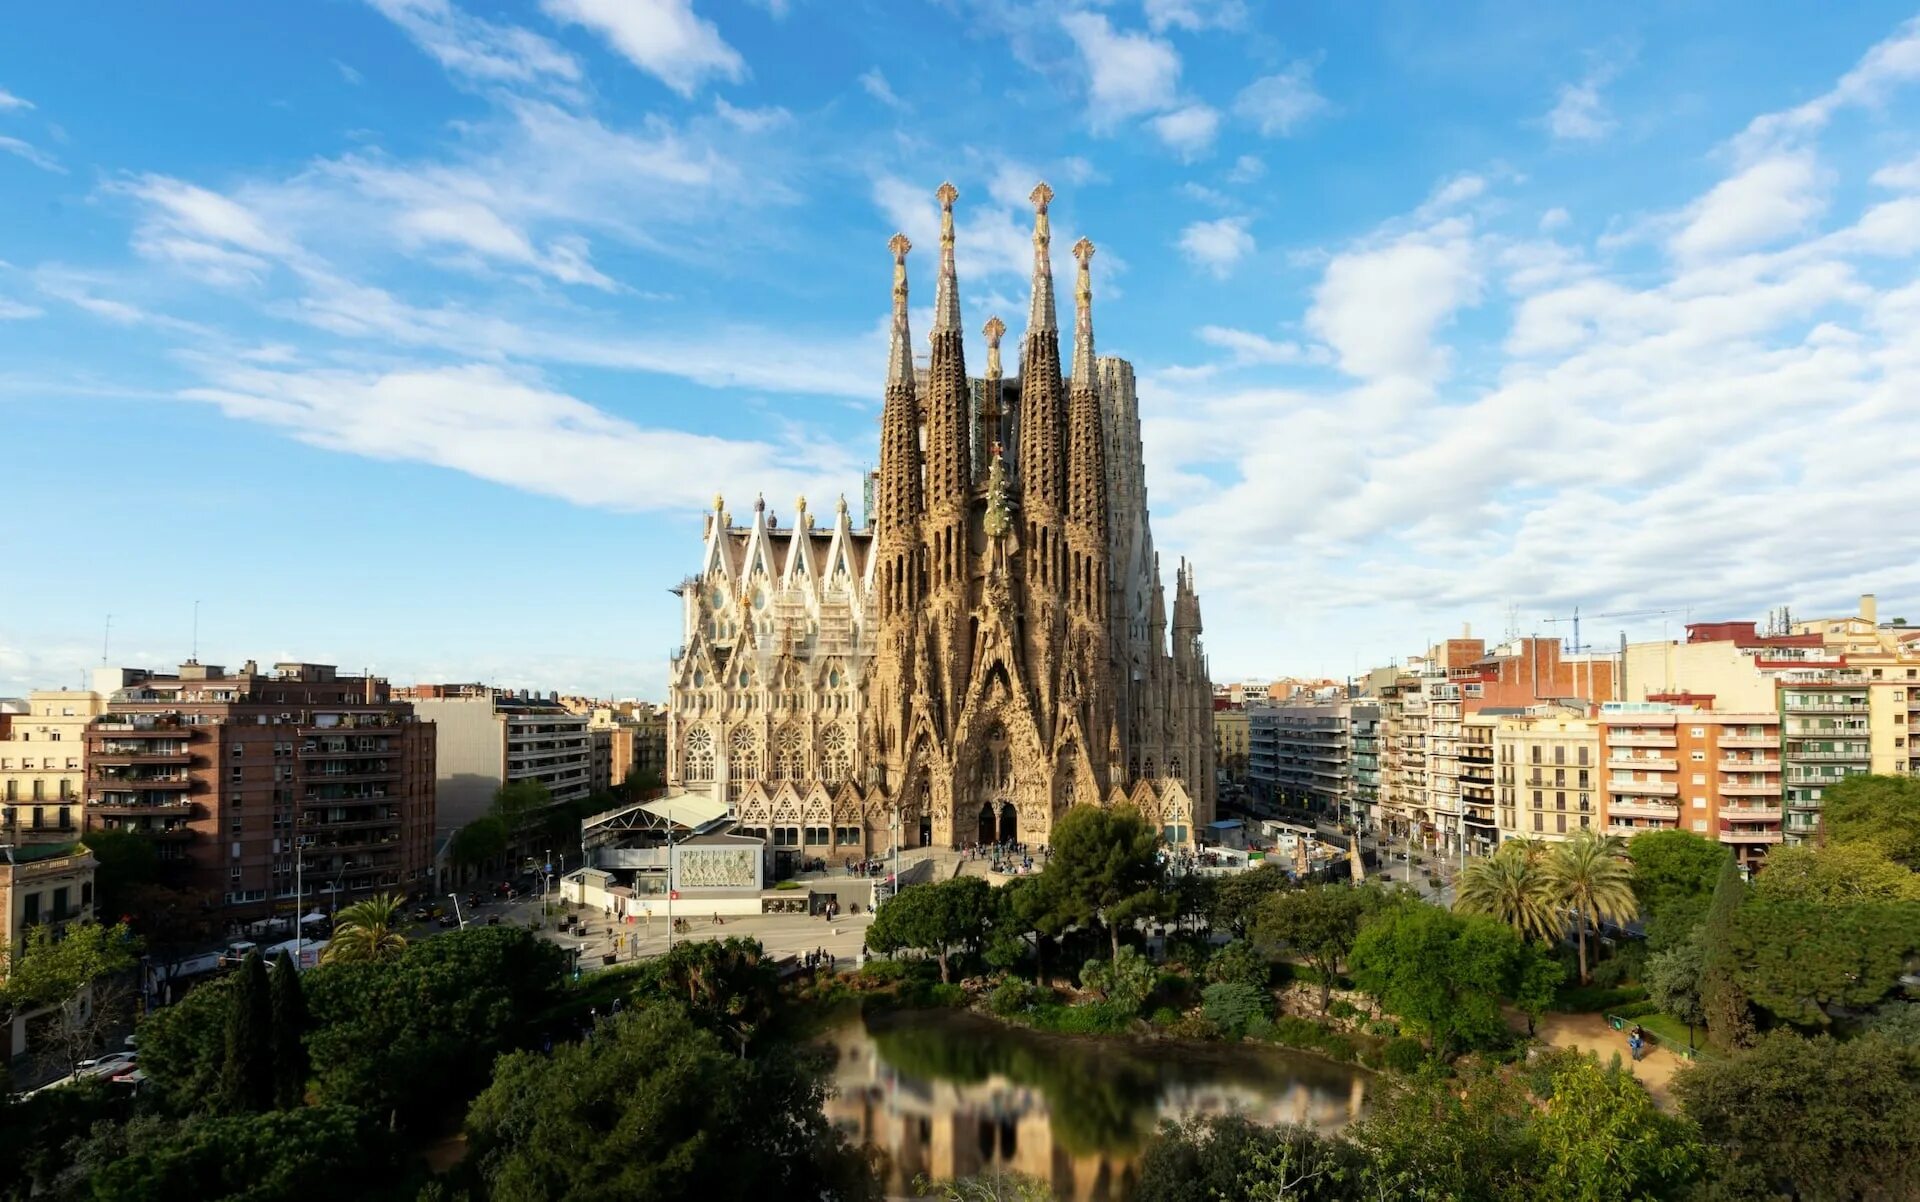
101;613;112;665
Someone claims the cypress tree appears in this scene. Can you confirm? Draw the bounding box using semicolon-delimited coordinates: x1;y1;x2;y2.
220;950;275;1112
1699;855;1755;1051
269;951;310;1109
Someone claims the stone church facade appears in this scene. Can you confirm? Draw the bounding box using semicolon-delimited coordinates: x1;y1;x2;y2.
666;183;1214;855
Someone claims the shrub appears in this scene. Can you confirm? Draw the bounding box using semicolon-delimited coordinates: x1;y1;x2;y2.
1168;1011;1222;1041
1551;983;1648;1013
1270;1016;1324;1048
926;983;967;1008
1028;1001;1133;1035
988;978;1044;1017
1327;999;1359;1020
1366;1019;1400;1038
1149;1006;1181;1028
858;959;912;984
1590;957;1629;989
1612;1001;1659;1020
1201;982;1270;1037
1383;1037;1427;1073
1203;940;1270;991
1079;948;1156;1012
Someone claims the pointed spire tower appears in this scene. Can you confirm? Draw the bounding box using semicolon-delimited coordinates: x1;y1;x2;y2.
923;182;973;588
1066;235;1109;623
978;315;1006;481
1016;182;1066;595
876;232;924;622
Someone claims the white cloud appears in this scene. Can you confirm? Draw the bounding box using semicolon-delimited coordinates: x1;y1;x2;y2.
1143;0;1247;33
0;88;32;111
0;136;63;174
333;59;365;85
0;297;42;320
1151;104;1220;159
366;0;581;91
540;0;745;98
1233;61;1328;137
858;67;905;110
1178;216;1254;278
1670;152;1828;260
1226;154;1265;183
1540;206;1572;231
1424;173;1487;212
1735;16;1920;157
1871;152;1920;190
1059;12;1182;128
1545;66;1617;141
180;362;859;514
1196;325;1307;365
1307;232;1481;381
713;97;791;133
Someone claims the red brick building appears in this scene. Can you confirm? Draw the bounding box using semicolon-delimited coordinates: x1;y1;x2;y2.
86;661;434;925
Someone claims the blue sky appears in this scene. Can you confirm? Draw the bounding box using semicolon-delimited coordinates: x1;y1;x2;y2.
4;1;1920;699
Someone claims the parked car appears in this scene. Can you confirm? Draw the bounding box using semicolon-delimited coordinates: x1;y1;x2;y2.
78;1052;137;1077
436;914;459;928
110;1068;146;1087
411;906;438;923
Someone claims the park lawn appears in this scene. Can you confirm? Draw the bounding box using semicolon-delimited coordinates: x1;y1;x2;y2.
1634;1011;1724;1063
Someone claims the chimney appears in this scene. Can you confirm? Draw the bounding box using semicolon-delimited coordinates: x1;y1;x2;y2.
1462;622;1471;639
1861;593;1878;624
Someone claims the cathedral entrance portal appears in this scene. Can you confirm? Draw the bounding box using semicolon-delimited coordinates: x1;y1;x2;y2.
976;800;1017;846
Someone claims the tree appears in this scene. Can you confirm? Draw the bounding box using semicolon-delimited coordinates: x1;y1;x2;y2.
1250;885;1378;1012
1347;904;1533;1057
1626;830;1728;952
1643;938;1706;1040
1698;855;1754;1051
137;973;235;1115
1533;1056;1703;1200
1343;1065;1539;1200
1202;938;1270;991
449;814;509;872
1137;1115;1360;1202
1546;830;1637;985
321;893;407;965
1208;864;1292;938
76;1106;406;1202
982;874;1058;977
1725;897;1918;1026
464;1002;878;1201
1453;843;1563;944
1044;804;1167;964
1079;946;1156;1011
269;953;309;1110
654;936;780;1056
865;877;992;984
4;920;140;1075
1674;1031;1920;1201
80;828;160;923
1820;773;1920;868
1750;841;1920;903
220;951;274;1114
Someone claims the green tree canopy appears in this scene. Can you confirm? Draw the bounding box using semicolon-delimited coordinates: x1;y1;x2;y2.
76;1106;408;1202
865;876;993;983
1820;773;1920;868
1347;903;1548;1057
1208;863;1292;938
321;893;408;965
1044;803;1167;964
1750;841;1920;904
1546;829;1638;985
1674;1031;1920;1201
79;828;159;923
464;1002;878;1202
1250;884;1381;1012
653;936;781;1056
1725;897;1919;1026
219;951;273;1115
1643;937;1706;1034
268;953;309;1111
4;920;138;1013
449;814;510;869
1454;842;1564;945
1698;854;1755;1051
1532;1056;1703;1201
1625;830;1728;951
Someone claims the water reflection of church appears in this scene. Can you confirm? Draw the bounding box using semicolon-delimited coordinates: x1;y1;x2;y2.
820;1019;1368;1201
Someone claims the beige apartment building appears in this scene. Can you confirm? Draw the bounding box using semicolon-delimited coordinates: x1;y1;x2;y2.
0;843;99;1056
0;690;107;846
1489;709;1599;842
398;685;591;839
1598;703;1783;870
1213;706;1249;778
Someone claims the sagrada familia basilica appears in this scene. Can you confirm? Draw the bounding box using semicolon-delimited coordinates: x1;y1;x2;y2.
665;182;1214;854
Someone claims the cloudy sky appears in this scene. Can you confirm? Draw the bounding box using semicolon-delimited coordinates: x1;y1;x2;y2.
4;1;1919;699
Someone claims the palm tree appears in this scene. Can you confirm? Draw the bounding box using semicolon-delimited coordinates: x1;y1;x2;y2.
1454;843;1563;944
1547;830;1638;984
321;893;408;965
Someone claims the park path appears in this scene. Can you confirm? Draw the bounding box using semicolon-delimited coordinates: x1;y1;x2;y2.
1526;1011;1683;1108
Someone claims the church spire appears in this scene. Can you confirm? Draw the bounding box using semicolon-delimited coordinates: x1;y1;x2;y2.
887;232;913;385
1027;182;1056;334
1071;237;1096;386
934;181;960;334
978;314;1005;474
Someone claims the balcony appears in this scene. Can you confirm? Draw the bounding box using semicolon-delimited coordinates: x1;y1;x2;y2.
1718;758;1779;773
1608;800;1680;820
89;798;196;816
1720;806;1782;823
1718;829;1783;845
90;747;191;766
1607;733;1677;748
1718;733;1777;748
1608;822;1673;838
1609;777;1678;796
90;771;192;789
1783;748;1870;762
1783;698;1869;714
1720;780;1782;797
1608;756;1677;771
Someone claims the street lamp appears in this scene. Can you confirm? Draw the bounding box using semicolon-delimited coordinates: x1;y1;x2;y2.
448;892;465;929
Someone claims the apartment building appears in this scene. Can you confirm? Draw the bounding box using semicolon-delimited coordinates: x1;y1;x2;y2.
398;685;591;841
1213;705;1250;779
85;662;435;920
0;843;98;1056
1490;709;1600;843
0;689;106;846
1248;701;1379;826
1461;713;1497;850
1597;703;1783;869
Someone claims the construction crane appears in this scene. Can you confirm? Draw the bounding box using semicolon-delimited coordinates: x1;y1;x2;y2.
1541;606;1692;654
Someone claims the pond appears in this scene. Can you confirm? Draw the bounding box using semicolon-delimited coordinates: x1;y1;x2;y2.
818;1009;1370;1201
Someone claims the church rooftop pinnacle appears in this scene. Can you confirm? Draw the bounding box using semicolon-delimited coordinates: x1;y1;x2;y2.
934;181;961;334
1026;182;1056;335
886;232;913;384
1071;236;1096;383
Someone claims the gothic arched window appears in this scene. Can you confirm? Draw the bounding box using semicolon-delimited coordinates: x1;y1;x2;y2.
773;726;804;780
821;726;850;784
1169;755;1182;780
727;726;761;804
684;728;714;784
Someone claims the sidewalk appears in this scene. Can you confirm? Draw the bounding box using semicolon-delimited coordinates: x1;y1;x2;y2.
1527;1011;1684;1108
541;908;876;972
